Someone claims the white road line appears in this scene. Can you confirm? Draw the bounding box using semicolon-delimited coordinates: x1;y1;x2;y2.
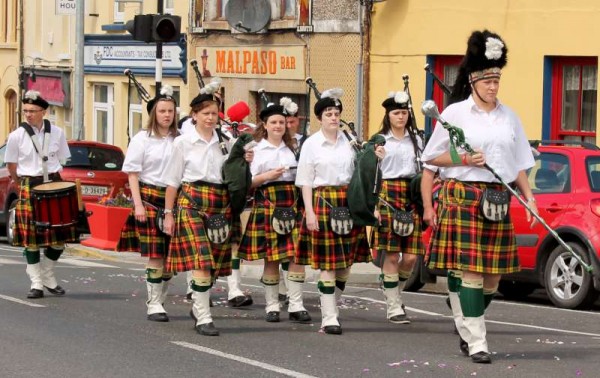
172;341;319;378
0;257;22;265
54;258;119;268
0;294;46;308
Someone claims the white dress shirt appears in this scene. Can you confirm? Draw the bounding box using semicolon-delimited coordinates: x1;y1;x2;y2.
421;96;534;183
179;118;196;135
251;139;297;184
295;129;356;187
380;130;424;179
4;123;70;176
122;130;175;187
160;129;229;188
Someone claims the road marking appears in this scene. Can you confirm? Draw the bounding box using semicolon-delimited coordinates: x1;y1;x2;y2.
0;294;46;308
0;257;22;265
172;341;319;378
58;257;119;268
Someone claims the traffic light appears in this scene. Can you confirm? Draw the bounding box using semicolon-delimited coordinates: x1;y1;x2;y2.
152;15;181;43
125;14;154;43
125;14;181;43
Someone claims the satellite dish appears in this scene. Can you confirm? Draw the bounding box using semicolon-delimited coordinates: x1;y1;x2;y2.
225;0;271;33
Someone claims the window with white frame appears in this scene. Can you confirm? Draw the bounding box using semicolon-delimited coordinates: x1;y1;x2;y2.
164;0;175;14
114;1;125;23
204;0;296;22
128;84;143;137
93;84;114;144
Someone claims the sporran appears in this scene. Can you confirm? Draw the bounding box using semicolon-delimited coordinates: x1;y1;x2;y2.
480;188;509;222
392;210;415;237
330;207;353;236
271;207;296;235
205;213;231;244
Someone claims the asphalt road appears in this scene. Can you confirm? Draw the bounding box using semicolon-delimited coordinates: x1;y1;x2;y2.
1;243;599;378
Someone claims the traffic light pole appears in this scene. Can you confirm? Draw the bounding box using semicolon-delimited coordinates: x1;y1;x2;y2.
155;0;163;94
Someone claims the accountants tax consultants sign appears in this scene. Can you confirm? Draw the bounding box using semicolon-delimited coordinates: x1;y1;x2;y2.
84;35;185;79
199;46;305;80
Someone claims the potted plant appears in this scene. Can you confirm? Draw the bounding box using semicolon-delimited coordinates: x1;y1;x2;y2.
81;190;133;251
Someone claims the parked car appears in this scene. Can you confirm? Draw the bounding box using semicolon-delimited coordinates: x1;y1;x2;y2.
411;141;600;310
0;140;129;244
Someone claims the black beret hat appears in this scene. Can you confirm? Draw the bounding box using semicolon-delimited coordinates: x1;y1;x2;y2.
314;88;344;117
259;104;286;122
22;90;49;110
146;85;177;114
381;91;410;112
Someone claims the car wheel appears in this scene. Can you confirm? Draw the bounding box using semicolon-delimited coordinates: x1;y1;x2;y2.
544;242;598;309
498;280;537;300
6;199;17;246
403;255;426;292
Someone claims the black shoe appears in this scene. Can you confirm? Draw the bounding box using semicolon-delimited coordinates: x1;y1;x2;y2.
210;298;214;307
44;285;66;296
289;311;312;323
278;293;287;302
459;337;469;356
389;313;411;324
446;296;452;309
228;295;253;307
265;311;280;322
323;325;342;335
196;322;219;336
186;292;192;300
147;313;169;322
470;351;491;364
27;289;44;299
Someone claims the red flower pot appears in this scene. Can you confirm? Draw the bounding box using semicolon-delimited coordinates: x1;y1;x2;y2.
81;203;133;251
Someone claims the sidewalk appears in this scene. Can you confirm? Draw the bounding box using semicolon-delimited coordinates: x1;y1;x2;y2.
66;242;447;292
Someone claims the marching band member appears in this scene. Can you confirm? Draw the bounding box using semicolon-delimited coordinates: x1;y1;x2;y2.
421;30;537;363
179;97;253;308
238;99;311;324
118;85;178;322
372;91;425;324
295;89;379;335
161;81;249;336
5;91;76;298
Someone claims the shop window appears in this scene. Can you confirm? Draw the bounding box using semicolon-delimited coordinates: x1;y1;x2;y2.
205;0;297;24
93;84;114;144
114;1;125;23
164;0;175;15
551;57;597;144
128;84;143;137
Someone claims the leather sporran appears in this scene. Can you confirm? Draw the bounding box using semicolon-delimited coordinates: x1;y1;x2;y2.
205;214;231;244
272;207;296;235
480;189;509;222
156;208;166;234
392;210;414;237
330;207;353;236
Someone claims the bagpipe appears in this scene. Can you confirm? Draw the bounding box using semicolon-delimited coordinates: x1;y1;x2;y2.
421;100;595;276
124;69;152;144
424;63;453;96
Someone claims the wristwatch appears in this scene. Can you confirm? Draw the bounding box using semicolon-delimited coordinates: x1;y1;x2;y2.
164;208;173;214
526;197;536;203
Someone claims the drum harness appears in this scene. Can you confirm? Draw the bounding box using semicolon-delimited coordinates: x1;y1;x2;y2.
20;120;53;184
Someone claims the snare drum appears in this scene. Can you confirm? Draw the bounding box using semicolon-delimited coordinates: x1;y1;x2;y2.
31;181;79;228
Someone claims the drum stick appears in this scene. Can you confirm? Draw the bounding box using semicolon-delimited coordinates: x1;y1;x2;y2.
75;179;84;211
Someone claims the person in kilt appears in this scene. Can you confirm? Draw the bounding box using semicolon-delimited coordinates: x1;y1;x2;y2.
161;80;249;336
179;97;253;309
372;90;425;324
421;30;538;364
118;85;178;322
238;99;311;324
5;91;76;299
295;88;378;335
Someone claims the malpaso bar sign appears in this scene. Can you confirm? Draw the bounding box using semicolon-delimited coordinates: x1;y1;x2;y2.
199;46;305;80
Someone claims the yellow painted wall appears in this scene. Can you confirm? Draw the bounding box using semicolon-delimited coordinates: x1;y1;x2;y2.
369;0;600;140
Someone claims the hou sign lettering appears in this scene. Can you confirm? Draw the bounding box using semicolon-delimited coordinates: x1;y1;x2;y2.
56;0;76;15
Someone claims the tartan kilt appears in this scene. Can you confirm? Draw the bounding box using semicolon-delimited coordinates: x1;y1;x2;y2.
296;185;371;270
372;179;424;256
117;184;169;258
13;177;78;248
427;179;520;274
238;181;298;262
166;181;240;277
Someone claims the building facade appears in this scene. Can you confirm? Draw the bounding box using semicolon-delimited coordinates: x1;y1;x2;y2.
0;0;20;141
368;0;599;144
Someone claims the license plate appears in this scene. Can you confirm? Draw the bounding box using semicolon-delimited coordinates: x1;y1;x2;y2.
81;185;109;196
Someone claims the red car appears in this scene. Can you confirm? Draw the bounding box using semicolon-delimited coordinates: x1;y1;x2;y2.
0;140;129;244
415;141;600;309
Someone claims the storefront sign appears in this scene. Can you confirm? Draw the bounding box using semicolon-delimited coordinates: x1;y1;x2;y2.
198;46;305;80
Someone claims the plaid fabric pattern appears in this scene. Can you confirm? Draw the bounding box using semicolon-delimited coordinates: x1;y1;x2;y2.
13;177;78;248
117;184;169;258
238;181;298;262
166;182;239;277
372;178;424;255
296;185;371;270
427;179;519;274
